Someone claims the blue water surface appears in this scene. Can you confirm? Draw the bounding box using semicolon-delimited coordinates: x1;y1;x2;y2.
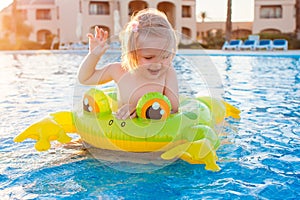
0;50;299;199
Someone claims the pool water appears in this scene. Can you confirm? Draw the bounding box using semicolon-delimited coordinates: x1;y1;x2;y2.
0;51;299;199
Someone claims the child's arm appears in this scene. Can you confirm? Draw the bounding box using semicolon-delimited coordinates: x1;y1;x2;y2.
164;67;179;113
78;27;110;85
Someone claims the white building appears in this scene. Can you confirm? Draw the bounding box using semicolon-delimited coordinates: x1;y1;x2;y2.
0;0;197;45
1;0;298;46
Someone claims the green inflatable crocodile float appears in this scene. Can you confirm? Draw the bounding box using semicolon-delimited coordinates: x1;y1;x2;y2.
14;88;240;171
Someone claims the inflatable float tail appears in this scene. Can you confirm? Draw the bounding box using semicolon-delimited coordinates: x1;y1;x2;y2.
14;111;75;151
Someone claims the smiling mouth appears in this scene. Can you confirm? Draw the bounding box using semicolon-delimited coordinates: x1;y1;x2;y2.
148;69;160;75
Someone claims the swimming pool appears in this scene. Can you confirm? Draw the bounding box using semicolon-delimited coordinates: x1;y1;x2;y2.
0;50;299;199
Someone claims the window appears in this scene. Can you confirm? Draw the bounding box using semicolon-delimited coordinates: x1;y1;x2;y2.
128;1;148;16
37;30;51;43
36;9;51;20
182;27;191;37
260;5;282;19
89;1;109;15
182;6;191;18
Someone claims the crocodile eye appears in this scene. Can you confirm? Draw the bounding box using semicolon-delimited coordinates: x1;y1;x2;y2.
82;88;112;116
145;101;166;119
83;94;100;113
136;92;171;120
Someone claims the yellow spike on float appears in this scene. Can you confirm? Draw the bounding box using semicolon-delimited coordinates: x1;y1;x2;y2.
222;101;241;119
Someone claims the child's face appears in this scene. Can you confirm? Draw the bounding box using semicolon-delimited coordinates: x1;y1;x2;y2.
135;35;173;79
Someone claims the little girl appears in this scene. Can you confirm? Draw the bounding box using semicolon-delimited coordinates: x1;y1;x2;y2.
78;8;179;120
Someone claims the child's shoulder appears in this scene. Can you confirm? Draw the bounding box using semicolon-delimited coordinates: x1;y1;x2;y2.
107;62;127;74
107;62;122;69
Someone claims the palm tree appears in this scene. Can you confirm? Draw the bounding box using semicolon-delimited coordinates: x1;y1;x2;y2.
225;0;232;42
296;0;300;39
200;12;206;23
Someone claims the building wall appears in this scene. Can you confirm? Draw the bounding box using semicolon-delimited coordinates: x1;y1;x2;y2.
197;22;252;43
56;0;197;43
253;0;296;34
1;0;297;46
81;0;115;42
118;0;197;39
18;0;58;42
119;0;180;28
0;0;197;45
55;0;79;44
181;0;197;40
0;6;11;39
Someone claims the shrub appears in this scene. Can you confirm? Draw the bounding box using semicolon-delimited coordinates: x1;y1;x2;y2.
178;42;203;49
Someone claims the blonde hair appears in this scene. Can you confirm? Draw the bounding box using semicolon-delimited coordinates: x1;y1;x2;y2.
120;8;177;71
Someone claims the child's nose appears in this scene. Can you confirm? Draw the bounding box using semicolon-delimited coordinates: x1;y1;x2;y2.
150;63;162;69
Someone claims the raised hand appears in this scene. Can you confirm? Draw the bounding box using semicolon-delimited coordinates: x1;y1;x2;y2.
87;26;109;57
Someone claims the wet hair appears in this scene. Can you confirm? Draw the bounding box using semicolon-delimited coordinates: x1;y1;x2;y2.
120;8;177;71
